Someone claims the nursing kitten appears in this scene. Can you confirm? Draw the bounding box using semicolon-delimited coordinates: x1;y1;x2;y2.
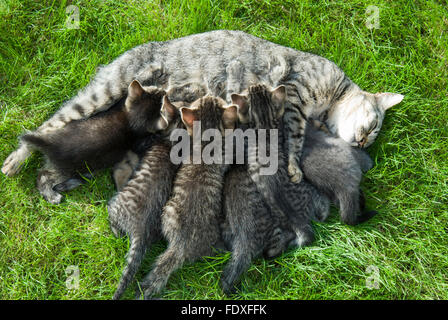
138;96;238;299
18;80;169;204
2;30;404;185
107;96;183;300
301;124;377;225
230;84;306;256
221;164;323;294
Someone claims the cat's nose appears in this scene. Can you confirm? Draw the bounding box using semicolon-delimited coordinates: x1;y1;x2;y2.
358;137;367;148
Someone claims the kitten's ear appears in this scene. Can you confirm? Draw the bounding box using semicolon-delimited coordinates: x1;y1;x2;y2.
180;107;197;130
375;92;404;111
231;93;249;116
161;95;178;120
128;80;145;100
222;104;238;129
271;85;287;105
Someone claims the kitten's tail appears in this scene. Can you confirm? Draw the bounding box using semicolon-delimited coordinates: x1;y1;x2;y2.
221;245;256;295
339;189;378;225
113;236;147;300
138;245;186;299
21;132;51;153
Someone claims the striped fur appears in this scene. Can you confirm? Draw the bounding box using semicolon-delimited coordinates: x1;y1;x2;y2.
220;164;322;294
2;30;403;184
138;96;236;299
108;140;179;300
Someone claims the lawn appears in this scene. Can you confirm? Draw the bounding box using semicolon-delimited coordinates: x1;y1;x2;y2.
0;0;447;300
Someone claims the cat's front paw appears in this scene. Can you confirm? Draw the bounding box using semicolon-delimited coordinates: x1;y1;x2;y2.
288;160;303;184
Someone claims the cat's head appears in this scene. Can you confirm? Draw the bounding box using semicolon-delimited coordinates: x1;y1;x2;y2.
230;84;286;129
125;80;177;134
328;87;404;148
179;96;238;136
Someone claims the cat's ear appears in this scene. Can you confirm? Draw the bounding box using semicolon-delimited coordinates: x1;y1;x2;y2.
222;104;239;130
180;107;197;131
375;92;404;111
231;93;249;116
271;85;287;105
128;80;144;100
161;95;178;121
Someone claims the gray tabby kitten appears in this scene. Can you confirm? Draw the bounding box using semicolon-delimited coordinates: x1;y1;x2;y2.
107;96;183;300
138;96;238;299
2;30;404;184
17;81;169;204
230;83;309;257
221;164;324;294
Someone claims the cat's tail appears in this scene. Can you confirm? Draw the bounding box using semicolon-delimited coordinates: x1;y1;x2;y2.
113;235;147;300
138;245;185;299
338;189;378;225
21;132;52;153
221;245;257;295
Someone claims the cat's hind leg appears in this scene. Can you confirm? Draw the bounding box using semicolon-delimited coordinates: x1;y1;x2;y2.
263;227;296;259
112;151;140;191
288;223;315;249
2;142;32;176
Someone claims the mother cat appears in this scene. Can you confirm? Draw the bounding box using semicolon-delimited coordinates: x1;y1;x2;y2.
2;30;403;178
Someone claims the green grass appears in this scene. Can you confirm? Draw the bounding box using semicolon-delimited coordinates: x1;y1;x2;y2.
0;0;447;300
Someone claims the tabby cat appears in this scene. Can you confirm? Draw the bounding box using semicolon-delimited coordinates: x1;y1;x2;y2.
16;81;170;204
107;96;184;300
2;30;404;186
230;83;310;257
137;96;238;299
221;163;324;294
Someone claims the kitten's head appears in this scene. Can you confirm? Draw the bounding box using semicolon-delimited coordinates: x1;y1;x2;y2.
125;80;177;134
328;88;404;148
179;96;238;136
231;84;286;129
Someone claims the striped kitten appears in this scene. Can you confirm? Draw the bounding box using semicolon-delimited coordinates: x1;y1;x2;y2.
107;96;184;300
221;164;322;294
138;96;238;299
19;80;170;204
2;30;404;185
231;84;306;255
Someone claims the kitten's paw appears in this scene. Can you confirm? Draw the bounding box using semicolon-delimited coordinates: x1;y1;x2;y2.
288;161;303;184
2;147;30;176
288;226;314;248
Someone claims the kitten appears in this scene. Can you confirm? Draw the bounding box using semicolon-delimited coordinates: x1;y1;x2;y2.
2;30;404;185
107;96;183;300
301;124;378;225
220;164;322;294
230;84;305;256
19;80;169;203
138;96;238;299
